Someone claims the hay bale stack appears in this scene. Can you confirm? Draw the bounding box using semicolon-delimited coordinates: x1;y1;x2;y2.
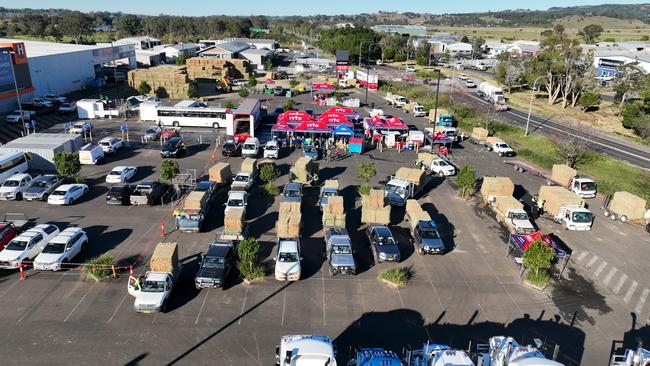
324;196;344;215
276;210;302;238
610;191;647;220
323;179;339;190
405;199;431;222
538;186;584;217
150;242;178;273
480;176;515;203
471;127;489;141
361;189;386;209
128;66;191;99
493;196;524;215
361;205;391;225
417;153;435;167
395;167;425;187
224;208;245;233
551;164;578;187
405;199;421;215
322;213;346;228
209;162;231;184
485;136;505;146
184;191;206;210
279;201;301;214
241;158;258;174
291;157;319;184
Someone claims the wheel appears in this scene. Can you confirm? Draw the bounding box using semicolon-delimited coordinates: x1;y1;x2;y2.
438;171;445;177
172;121;179;127
620;215;628;223
328;267;334;276
65;198;70;205
603;210;610;218
160;300;167;313
498;152;504;157
81;241;88;252
419;247;425;256
212;122;219;129
610;214;617;221
21;257;30;268
61;259;68;270
15;192;22;200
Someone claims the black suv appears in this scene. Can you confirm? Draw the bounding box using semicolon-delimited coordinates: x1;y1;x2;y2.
105;184;135;205
160;136;186;158
194;241;235;289
222;141;242;157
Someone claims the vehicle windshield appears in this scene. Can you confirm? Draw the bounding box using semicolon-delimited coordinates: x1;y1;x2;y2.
498;143;510;149
109;186;126;194
135;187;152;195
265;145;277;150
163;142;177;149
385;184;406;196
141;280;166;293
438;161;449;167
224;143;235;149
234;175;249;182
572;211;593;223
278;252;298;262
580;182;596;191
284;189;300;197
421;229;440;239
203;257;225;267
332;245;351;255
377;236;395;246
42;243;66;254
51;190;66;196
180;213;200;221
2;180;20;187
100;141;110;147
109;171;122;176
243;144;255;150
511;212;529;220
323;191;337;197
31;180;50;189
228;199;244;207
5;239;28;251
146;128;157;134
304;146;316;153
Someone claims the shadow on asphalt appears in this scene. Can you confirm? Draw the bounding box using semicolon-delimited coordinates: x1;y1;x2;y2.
550;266;613;326
421;202;456;253
124;352;148;366
166;254;201;313
334;309;585;366
610;312;650;360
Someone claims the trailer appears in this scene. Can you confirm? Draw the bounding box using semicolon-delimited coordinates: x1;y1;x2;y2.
505;160;597;199
601;191;649;229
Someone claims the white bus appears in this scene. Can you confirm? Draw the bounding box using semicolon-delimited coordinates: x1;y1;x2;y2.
157;105;229;129
0;152;29;184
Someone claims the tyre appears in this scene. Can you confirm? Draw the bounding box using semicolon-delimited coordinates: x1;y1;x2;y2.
173;121;179;127
438;171;445;177
620;215;628;223
16;192;22;200
328;267;334;276
418;247;425;256
212;122;219;129
610;214;617;221
603;210;610;218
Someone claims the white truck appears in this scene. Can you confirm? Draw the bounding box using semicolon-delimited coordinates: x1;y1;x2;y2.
128;242;181;313
385;92;407;108
415;153;456;177
476;336;563;366
274;238;302;281
486;137;516;157
275;335;337;366
225;190;248;216
488;196;536;234
405;103;426;117
385;168;427;206
232;171;256;191
538;186;594;231
477;82;508;111
506;161;597;199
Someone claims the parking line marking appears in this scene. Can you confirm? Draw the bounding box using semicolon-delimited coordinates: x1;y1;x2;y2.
594;261;608;277
624;281;638;304
64;283;95;322
356;280;366;313
576;251;590;262
238;286;248;325
396;288;405;309
321;269;326;326
195;289;210;325
613;274;628;294
603;267;618;286
586;255;599;269
108;294;128;323
281;288;286;326
634;288;649;315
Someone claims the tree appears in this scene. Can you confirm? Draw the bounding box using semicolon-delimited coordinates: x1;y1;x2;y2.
556;132;591;168
455;165;477;199
237;237;265;281
160;160;180;181
283;98;295;111
578;24;604;44
440;50;451;63
495;54;526;93
415;42;431;66
53;152;81;177
613;64;644;104
137;81;152;95
59;11;93;44
460;35;470;43
21;14;48;37
238;87;250;98
265;58;273;71
187;81;198;98
471;36;485;55
289;79;299;89
247;77;258;87
117;14;142;37
260;164;280;183
356;162;376;195
578;91;601;111
175;53;187;66
155;86;169;99
522;239;555;278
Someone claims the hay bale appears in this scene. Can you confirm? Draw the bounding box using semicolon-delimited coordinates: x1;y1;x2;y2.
323;179;339;190
485;136;504;145
409;209;431;222
279;202;301;214
368;189;386;209
184;191;206;210
492;196;524;216
224;208;245;233
324;196;344;215
276;212;301;238
480;176;515;202
551;164;577;187
471;127;489;141
322;213;346;228
538;186;584;217
361;206;391;225
609;191;647;220
209;163;231;183
417;153;435;167
395;167;425;187
241;158;257;174
150;242;178;273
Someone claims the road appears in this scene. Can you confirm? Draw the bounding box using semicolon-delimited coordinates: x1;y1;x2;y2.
370;65;650;169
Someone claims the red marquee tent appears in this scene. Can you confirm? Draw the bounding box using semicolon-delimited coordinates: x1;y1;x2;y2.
325;106;354;114
384;117;407;130
312;83;335;90
271;121;293;132
294;120;331;133
318;112;352;127
277;110;313;124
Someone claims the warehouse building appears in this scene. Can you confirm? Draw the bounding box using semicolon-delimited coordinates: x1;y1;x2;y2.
0;133;84;171
0;38;136;113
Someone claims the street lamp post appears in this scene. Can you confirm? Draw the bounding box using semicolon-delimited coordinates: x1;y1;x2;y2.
432;68;441;126
110;41;120;100
525;76;544;136
3;50;27;136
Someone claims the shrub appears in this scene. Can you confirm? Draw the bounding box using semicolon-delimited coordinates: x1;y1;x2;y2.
525;270;551;288
187;81;198;98
260;164;281;183
262;182;278;196
358;183;371;196
137;80;151;95
289;79;299;89
578;91;600;111
247;77;258;87
357;162;376;185
175;53;187;66
155;86;169;99
53;152;81;177
224;100;235;109
237;237;265;281
160;160;180;182
378;267;412;287
455;165;477;199
283;98;295;111
239;87;250;98
81;254;116;282
523;239;555;279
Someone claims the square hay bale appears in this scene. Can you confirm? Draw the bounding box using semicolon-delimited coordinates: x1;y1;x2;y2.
361;207;376;224
471;127;489;141
405;199;422;216
395;167;425;187
322;213;346;228
375;206;391;225
361;206;390;225
368;189;386;209
241;158;258;174
480;176;515;202
184;191;206;210
417;153;435;167
324;196;344;215
279;202;301;214
493;196;523;215
610;191;647;220
224;208;245;232
551;164;578;187
150;242;178;273
485;136;504;146
409;210;431;222
323;179;339;190
538;186;584;217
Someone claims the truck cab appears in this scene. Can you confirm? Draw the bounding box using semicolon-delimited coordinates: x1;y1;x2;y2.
410;220;445;255
325;228;356;275
225;190;247;216
437;114;454;127
319;186;339;210
128;242;180;313
349;348;402;366
489;139;516;157
275;238;302;281
282;182;303;204
555;205;594;231
232;171;255;191
177;209;205;232
505;208;536;234
275;335;337;366
412;104;426;117
477;336;563;366
194;241;235;289
385;178;417;206
406;343;474;366
570;177;597;199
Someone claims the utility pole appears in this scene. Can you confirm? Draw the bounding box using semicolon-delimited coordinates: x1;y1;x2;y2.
4;50;27;136
433;69;441;126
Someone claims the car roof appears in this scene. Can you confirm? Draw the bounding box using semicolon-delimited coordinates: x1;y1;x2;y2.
196;181;214;188
278;240;298;251
111;166;133;171
169;136;182;142
51;228;84;242
206;244;231;257
228;191;246;198
99;136;117;142
33;174;59;182
14;231;41;239
6;173;31;180
56;184;81;190
418;220;438;230
285;182;301;190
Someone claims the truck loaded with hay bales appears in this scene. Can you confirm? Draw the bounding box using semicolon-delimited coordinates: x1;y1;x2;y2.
385;167;427;206
219;207;248;241
505;161;597;199
415;152;456;177
290;157;319;186
127;242;182;313
319;180;340;211
538;186;593;231
405;200;445;255
208;162;232;187
480;176;535;234
275;202;302;281
361;189;391;225
232;158;258;191
177;191;209;233
601;191;649;229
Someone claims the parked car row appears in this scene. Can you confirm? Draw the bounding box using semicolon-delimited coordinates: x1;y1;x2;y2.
0;173;89;205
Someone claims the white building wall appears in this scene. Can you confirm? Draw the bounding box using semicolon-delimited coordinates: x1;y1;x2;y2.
29;51;96;97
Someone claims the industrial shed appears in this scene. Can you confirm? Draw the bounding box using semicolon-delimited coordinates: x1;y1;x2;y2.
0;133;83;171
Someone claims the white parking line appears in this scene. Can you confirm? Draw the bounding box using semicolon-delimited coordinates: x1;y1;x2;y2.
238;286;248;325
576;251;590;262
108;293;128;323
64;283;95;322
396;288;405;309
586;255;599;269
280;288;287;326
195;289;209;325
634;288;649;315
613;274;628;294
624;281;638;304
603;267;618;286
321;269;326;326
594;261;608;277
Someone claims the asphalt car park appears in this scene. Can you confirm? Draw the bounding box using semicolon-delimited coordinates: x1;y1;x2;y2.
0;90;647;365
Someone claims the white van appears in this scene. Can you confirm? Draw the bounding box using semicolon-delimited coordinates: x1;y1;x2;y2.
264;140;280;159
78;144;104;165
241;137;260;158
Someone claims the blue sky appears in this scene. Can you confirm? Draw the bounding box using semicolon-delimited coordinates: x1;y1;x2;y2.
1;0;643;16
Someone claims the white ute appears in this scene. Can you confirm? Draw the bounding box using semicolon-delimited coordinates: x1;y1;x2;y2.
275;335;337;366
128;242;181;313
275;238;302;281
264;140;280;159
